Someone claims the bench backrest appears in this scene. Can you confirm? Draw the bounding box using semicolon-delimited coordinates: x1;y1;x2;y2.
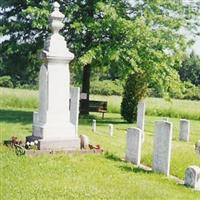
88;100;107;112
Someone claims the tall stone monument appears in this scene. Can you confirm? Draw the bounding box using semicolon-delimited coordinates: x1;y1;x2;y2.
29;2;80;151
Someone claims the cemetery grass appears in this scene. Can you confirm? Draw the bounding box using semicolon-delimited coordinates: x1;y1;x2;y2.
1;112;200;198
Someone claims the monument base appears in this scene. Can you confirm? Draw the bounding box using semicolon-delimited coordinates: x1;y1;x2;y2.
38;138;80;151
26;136;80;151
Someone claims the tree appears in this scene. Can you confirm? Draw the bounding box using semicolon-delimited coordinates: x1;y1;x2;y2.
179;52;200;86
0;0;50;86
121;73;147;123
0;0;132;112
119;0;200;122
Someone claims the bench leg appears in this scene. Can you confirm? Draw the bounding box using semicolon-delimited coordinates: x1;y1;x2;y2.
102;112;105;119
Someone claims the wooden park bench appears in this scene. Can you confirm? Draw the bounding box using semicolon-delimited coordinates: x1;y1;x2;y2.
80;100;107;119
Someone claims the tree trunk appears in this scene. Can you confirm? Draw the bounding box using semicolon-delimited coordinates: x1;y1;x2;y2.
80;0;94;115
80;64;91;114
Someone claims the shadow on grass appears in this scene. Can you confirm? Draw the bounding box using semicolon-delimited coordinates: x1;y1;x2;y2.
0;109;32;125
119;165;152;174
104;151;122;162
104;152;153;175
98;120;129;125
79;113;130;125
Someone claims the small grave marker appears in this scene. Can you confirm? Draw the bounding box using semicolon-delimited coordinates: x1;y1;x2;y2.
153;121;172;176
126;128;142;166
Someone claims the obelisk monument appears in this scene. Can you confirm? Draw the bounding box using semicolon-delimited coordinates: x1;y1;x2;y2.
31;2;80;150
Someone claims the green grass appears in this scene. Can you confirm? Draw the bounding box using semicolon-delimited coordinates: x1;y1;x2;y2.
1;88;200;199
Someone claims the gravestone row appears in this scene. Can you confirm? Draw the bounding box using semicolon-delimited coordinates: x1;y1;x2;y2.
125;120;200;190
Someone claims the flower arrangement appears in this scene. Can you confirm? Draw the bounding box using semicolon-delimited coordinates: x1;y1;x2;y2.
25;140;38;150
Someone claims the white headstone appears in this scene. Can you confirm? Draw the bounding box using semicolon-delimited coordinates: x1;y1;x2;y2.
108;124;114;136
179;119;190;142
31;2;79;150
162;117;169;121
153;121;172;176
70;87;80;136
126;128;142;166
92;119;96;132
184;166;200;190
137;101;145;142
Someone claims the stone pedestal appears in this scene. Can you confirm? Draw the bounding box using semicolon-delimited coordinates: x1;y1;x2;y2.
29;2;80;151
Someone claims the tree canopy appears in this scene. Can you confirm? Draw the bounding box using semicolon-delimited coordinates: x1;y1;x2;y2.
0;0;200;93
179;51;200;86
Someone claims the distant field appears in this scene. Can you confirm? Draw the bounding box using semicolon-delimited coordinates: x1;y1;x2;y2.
1;87;200;120
0;87;38;109
92;95;200;120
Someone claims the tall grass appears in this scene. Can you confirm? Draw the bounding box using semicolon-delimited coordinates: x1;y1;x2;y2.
0;87;38;109
92;95;200;120
146;98;200;120
1;87;200;120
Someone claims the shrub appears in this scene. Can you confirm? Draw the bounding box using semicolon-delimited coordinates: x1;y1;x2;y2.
148;81;200;101
182;82;200;100
121;73;147;123
0;76;13;88
90;80;123;96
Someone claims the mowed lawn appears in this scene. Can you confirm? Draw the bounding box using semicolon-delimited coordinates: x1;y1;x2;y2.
0;88;200;200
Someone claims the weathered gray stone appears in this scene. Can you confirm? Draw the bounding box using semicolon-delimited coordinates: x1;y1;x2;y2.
179;119;190;142
195;140;200;155
39;139;80;151
153;121;172;176
126;128;142;166
184;166;200;190
80;135;90;149
108;124;114;136
92;119;96;132
137;101;145;142
70;87;80;136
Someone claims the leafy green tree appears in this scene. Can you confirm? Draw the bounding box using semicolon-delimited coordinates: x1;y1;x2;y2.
120;0;200;122
121;73;147;123
0;0;132;112
179;52;200;86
